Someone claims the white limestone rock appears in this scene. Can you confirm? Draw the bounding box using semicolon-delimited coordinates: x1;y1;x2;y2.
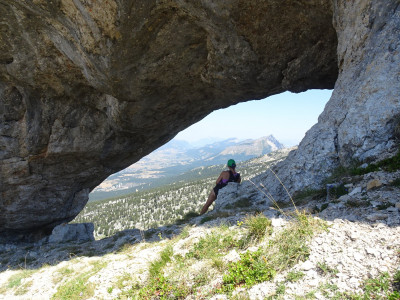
48;223;95;243
349;187;362;196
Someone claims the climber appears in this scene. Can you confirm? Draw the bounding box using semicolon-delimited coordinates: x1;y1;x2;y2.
200;159;241;215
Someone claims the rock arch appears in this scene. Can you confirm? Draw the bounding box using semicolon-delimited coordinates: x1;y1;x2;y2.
0;0;398;235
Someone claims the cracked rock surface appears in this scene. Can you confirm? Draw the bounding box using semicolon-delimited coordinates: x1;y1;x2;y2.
0;0;337;235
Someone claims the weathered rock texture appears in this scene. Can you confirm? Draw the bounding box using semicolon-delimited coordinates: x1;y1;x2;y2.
48;223;94;243
255;0;400;201
1;0;398;235
0;0;338;235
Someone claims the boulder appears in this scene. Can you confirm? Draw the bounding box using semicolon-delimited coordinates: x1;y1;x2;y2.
366;213;388;222
349;187;362;196
48;223;95;243
213;182;242;212
367;179;383;191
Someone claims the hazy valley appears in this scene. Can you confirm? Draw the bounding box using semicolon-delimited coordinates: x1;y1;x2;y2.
90;135;284;201
75;136;291;238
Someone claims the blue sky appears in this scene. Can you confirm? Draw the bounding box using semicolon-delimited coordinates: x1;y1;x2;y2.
175;89;333;147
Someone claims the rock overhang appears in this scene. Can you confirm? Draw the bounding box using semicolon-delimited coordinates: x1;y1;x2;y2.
1;0;340;235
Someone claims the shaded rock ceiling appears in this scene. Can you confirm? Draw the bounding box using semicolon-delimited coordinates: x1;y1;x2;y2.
0;0;338;235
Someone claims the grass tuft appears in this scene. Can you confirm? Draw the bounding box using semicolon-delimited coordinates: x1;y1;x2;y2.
244;213;272;242
336;272;400;299
52;261;107;300
220;249;276;292
186;232;237;260
266;212;328;273
220;212;326;293
286;271;305;282
7;270;35;289
149;245;173;278
316;261;339;276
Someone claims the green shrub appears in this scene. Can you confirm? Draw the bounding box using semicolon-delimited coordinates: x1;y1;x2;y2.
266;212;328;273
377;202;393;210
392;270;400;297
149;245;173;278
335;184;348;198
286;271;305;282
275;283;286;296
345;199;370;208
220;249;276;292
186;232;237;260
245;214;272;241
52;274;95;300
394;270;400;283
313;203;330;214
363;273;391;298
137;274;191;299
134;245;192;299
331;149;400;181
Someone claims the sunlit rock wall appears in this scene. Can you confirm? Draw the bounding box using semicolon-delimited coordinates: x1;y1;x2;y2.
255;1;400;201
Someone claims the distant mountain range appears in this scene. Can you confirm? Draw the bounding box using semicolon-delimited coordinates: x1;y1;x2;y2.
90;135;284;200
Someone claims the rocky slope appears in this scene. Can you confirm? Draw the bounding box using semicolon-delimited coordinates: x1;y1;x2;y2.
0;165;399;299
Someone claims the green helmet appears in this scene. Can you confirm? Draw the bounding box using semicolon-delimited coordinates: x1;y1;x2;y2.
227;159;236;168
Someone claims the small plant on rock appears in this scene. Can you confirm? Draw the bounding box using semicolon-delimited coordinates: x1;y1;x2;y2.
245;213;272;241
52;261;107;300
186;232;237;260
316;261;338;276
6;270;35;290
286;270;305;282
220;249;276;293
336;272;400;299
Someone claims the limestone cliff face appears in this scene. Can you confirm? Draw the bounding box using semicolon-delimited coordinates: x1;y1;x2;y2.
0;0;396;235
255;1;400;200
0;0;337;235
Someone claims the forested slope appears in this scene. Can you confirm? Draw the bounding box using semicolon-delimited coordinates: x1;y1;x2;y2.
73;148;293;238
